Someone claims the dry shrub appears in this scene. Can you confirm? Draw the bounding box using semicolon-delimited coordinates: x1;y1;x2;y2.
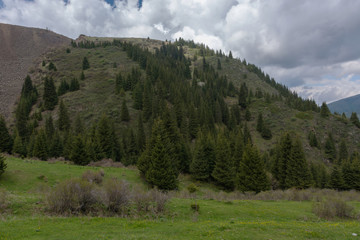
82;169;104;184
88;159;124;168
150;189;169;213
132;188;169;215
133;189;153;213
0;188;7;211
102;178;130;215
46;179;97;215
312;198;355;220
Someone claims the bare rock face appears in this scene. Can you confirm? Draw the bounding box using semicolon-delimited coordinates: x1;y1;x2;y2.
0;23;71;120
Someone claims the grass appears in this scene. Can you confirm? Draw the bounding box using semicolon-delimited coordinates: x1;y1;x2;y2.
0;156;360;239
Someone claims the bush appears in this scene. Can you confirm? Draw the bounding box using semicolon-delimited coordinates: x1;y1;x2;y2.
132;188;169;214
102;179;130;215
82;170;104;184
312;198;355;220
46;179;97;215
0;188;7;211
191;203;200;211
0;154;7;177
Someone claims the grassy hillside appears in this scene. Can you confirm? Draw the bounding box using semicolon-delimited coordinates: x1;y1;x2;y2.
26;37;360;165
1;156;360;240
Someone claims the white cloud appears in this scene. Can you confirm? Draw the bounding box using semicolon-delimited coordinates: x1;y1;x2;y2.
1;0;360;103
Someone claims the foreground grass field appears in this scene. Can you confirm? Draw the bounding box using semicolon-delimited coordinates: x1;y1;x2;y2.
0;157;360;239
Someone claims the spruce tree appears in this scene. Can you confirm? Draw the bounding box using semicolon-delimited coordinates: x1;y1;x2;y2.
58;100;71;132
329;164;345;190
245;108;251;121
69;78;80;91
285;138;312;189
190;131;215;181
217;58;222;70
12;132;26;157
237;143;270;193
82;56;90;70
45;115;55;140
256;113;264;133
320;102;330;117
33;130;48;160
73;114;84;135
308;130;319;149
272;132;292;189
95;114;114;158
70;135;89;165
143;118;178;190
0;153;6;177
49;130;63;158
121;100;130;122
0;115;13;153
338;139;348;164
80;71;85;81
212;133;235;190
350;112;360;128
324;133;336;162
136;114;146;152
43;77;58;110
57;79;70;96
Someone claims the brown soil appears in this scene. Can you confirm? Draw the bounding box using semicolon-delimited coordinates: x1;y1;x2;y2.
0;23;71;121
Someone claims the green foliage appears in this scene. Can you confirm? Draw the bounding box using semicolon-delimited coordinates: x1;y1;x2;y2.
121;100;130;122
69;78;80;91
57;79;70;96
0;115;13;153
58;100;71;132
338;139;348;164
82;56;90;70
324;133;337;162
0;154;6;177
320;102;330;117
237;143;270;193
33;129;48;160
308;130;320;149
329;165;345;190
80;71;85;80
48;62;57;71
212;133;235;190
70;135;89;165
12;132;26;157
238;83;248;109
350;112;360;128
43;76;58;110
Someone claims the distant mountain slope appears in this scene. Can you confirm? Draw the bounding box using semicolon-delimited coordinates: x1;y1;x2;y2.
328;94;360;116
0;23;71;120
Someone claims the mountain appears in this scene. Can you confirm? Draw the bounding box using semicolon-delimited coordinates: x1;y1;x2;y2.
3;24;360;191
0;23;71;120
328;94;360;117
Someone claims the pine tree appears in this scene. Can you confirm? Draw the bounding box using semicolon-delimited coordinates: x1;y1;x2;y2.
237;143;270;193
212;133;235;190
45;115;55;140
58;100;71;132
12;132;26;157
69;78;80;91
285;138;312;189
217;58;222;70
190;131;215;181
121;100;130;122
57;79;70;96
136;114;146;152
245;108;251;121
350;112;360;128
238;83;248;109
0;115;13;153
49;130;63;158
43;77;58;110
80;71;85;80
82;57;90;70
33;129;48;160
338;139;348;164
0;153;6;177
73;114;84;135
95;114;115;158
320;102;330;117
329;164;345;190
308;130;319;149
243;124;252;145
272;132;292;189
70;135;89;166
256;113;263;133
132;82;143;110
324;133;336;162
143;118;178;190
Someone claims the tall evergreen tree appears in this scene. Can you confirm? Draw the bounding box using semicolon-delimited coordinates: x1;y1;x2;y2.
0;153;6;177
338;139;348;164
82;56;90;70
256;113;264;133
320;102;330;117
238;83;248;109
237;143;270;193
12;131;26;157
70;135;89;165
33;129;48;160
43;77;58;110
212;133;235;190
95;114;115;159
136;114;146;152
272;132;292;189
0;115;13;153
73;114;84;135
45;115;55;140
324;133;337;162
58;100;71;132
350;112;360;128
285;138;312;189
308;130;320;149
121;100;130;122
329;164;345;190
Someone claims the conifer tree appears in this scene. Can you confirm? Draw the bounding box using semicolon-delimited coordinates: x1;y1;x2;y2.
285;138;312;189
308;130;319;149
49;130;63;158
329;164;345;190
136;114;146;152
73;114;84;135
212;133;235;190
80;71;85;80
43;77;58;110
272;132;292;189
58;100;71;132
121;100;130;122
238;83;248;109
12;132;26;157
350;112;360;128
243;124;252;145
45;115;55;140
324;133;336;162
217;58;222;70
142;83;152;121
190;131;215;181
82;56;90;70
338;139;348;164
320;102;330;117
96;114;114;158
0;153;6;177
133;82;143;110
33;129;48;160
237;143;270;193
71;135;89;165
141;118;178;190
57;79;70;96
0;115;13;153
245;108;251;121
69;78;80;91
256;113;263;133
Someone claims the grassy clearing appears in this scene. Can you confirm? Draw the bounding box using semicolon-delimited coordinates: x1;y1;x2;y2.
0;156;360;239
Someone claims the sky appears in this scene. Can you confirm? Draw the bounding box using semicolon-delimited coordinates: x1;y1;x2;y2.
1;0;360;104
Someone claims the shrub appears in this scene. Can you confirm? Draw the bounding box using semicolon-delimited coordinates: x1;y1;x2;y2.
46;179;97;215
150;189;169;213
132;188;169;214
82;170;104;184
312;198;355;220
102;179;130;215
0;188;7;211
191;203;200;211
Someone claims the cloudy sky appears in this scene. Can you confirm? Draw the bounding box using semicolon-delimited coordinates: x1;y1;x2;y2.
1;0;360;104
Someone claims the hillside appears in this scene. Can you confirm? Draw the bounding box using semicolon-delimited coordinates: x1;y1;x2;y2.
0;23;71;120
328;94;360;117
